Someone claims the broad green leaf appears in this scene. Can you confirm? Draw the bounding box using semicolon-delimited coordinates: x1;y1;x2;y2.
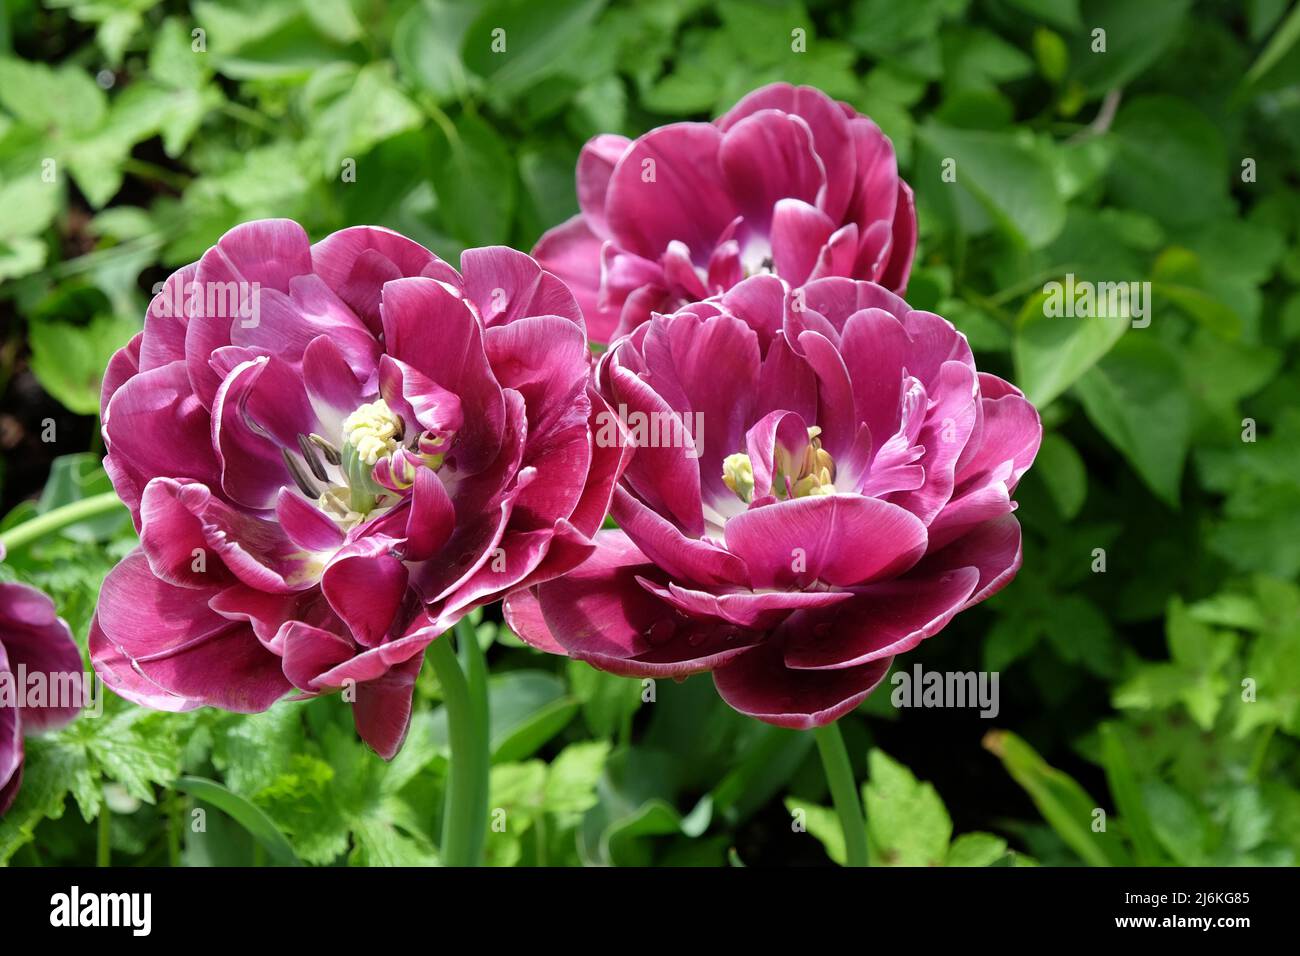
1034;432;1087;519
461;0;606;101
1075;336;1191;507
28;313;140;415
863;749;952;866
430;113;516;247
1109;95;1230;228
1013;289;1127;407
918;124;1066;248
946;831;1009;866
1069;0;1191;94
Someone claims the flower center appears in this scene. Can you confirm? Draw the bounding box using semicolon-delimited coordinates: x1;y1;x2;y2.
342;399;403;466
723;426;836;503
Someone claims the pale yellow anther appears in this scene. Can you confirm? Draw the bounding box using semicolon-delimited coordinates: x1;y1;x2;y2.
342;399;403;465
722;452;755;503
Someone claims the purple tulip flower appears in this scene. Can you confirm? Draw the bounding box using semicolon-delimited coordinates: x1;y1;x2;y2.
534;82;916;344
1;545;84;815
91;221;628;758
506;276;1041;728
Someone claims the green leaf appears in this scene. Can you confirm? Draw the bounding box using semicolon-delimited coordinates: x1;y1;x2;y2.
481;670;577;762
1034;432;1087;519
1245;0;1300;85
1109;95;1230;228
784;797;846;865
543;741;610;816
983;729;1130;866
461;0;606;101
1013;289;1127;407
393;0;475;104
430;113;517;247
1069;0;1191;94
174;776;303;865
1075;336;1191;507
863;749;952;866
28;313;140;415
946;831;1009;866
918;124;1066;248
1098;722;1165;865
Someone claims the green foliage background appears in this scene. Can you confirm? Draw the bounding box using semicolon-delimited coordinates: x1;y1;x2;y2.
1;0;1298;866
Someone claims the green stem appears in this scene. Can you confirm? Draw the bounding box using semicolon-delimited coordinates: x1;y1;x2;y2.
813;722;869;868
0;492;124;553
97;809;111;868
428;620;490;866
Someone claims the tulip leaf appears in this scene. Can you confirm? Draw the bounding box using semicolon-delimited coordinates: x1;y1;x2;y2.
174;775;302;866
983;730;1130;866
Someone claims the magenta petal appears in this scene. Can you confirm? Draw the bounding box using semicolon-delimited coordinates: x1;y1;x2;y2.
914;514;1023;609
640;310;761;511
745;409;812;500
378;355;464;437
770;198;837;286
604;122;738;263
607;365;705;536
89;616;199;713
0;649;24;815
724;494;928;588
302;334;366;436
0;581;84;731
311;225;448;334
637;578;854;630
94;551;290;712
321;541;409;647
461;245;582;328
276;487;345;553
783;567;981;670
720;110;825;237
719;83;856;222
380;277;505;473
503;587;565;654
878;181;917;293
577;133;631;237
712;641;891;730
404;467;455;562
280;621;356;692
139;265;196;372
611;488;748;587
103;361;220;495
531;216;613;343
535;532;761;677
186;219;314;407
351;653;424;760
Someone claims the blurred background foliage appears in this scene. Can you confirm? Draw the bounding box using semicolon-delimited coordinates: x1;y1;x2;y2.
1;0;1299;866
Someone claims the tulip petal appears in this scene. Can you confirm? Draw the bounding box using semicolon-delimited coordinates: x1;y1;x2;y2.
534;532;761;677
712;641;891;730
724;494;927;588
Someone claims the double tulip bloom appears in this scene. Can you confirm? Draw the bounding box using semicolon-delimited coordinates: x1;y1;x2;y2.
507;276;1041;728
91;222;626;757
89;82;1038;750
1;546;84;815
534;83;916;344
